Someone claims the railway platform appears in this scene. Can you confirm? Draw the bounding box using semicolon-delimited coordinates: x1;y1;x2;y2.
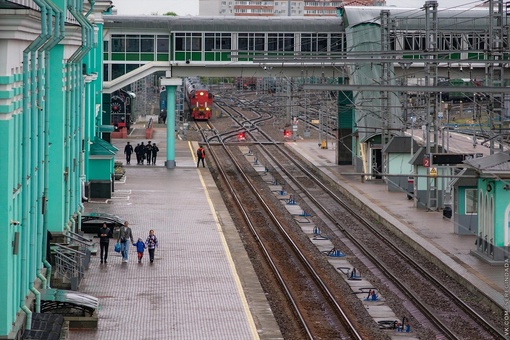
70;125;282;340
285;140;506;313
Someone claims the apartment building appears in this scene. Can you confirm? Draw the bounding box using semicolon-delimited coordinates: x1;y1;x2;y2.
199;0;385;16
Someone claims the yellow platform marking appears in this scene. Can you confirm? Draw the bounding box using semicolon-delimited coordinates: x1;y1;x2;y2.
188;141;260;340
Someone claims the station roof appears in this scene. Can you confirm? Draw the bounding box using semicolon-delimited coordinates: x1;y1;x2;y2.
90;137;118;156
341;5;491;31
464;152;510;177
450;168;478;187
382;136;420;154
103;15;343;33
409;146;446;166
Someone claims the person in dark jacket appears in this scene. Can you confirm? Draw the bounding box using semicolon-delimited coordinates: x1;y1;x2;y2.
151;143;159;165
196;146;205;168
134;143;141;164
138;142;146;164
124;142;133;164
98;223;111;264
145;229;159;264
145;141;153;165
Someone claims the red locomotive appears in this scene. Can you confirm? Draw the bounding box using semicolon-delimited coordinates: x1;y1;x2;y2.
185;77;214;120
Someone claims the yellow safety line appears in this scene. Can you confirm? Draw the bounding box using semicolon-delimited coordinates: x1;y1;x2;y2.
187;141;260;339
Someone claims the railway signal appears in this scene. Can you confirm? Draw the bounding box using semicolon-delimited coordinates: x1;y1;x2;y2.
283;129;291;138
237;132;246;141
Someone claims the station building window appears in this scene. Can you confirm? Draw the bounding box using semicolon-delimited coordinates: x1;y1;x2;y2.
465;188;477;214
330;33;344;52
205;33;231;61
103;40;109;60
157;36;170;61
301;33;328;53
467;33;487;59
109;34;168;62
239;33;265;51
440;34;462;50
403;34;425;51
268;33;294;52
175;33;203;61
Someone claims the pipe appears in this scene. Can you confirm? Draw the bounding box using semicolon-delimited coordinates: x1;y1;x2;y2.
29;287;41;313
67;0;93;222
85;0;95;18
82;0;97;205
21;0;51;329
37;272;48;291
41;0;65;287
20;305;32;331
71;0;95;215
81;180;88;202
35;0;50;296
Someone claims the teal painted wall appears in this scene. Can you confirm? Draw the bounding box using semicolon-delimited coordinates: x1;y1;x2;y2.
493;184;510;247
0;101;17;335
0;2;111;337
47;47;66;232
458;187;466;214
476;179;510;248
89;159;114;180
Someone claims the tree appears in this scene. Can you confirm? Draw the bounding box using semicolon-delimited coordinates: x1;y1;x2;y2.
150;11;178;16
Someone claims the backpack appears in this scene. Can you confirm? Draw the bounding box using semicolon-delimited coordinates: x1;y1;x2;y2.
197;148;203;158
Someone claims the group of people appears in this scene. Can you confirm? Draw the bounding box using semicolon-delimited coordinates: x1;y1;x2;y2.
124;141;160;165
98;221;159;264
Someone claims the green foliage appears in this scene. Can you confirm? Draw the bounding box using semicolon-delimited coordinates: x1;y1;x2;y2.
151;11;178;16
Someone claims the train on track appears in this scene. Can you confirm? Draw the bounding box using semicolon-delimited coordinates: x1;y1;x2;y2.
110;89;136;130
185;77;214;120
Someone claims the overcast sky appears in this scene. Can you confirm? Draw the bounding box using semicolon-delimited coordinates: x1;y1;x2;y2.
112;0;483;16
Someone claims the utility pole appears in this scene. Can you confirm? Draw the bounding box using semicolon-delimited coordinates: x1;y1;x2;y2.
487;0;505;154
424;1;439;211
380;9;392;181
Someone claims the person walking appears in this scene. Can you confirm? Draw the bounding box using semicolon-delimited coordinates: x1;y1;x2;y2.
134;143;141;164
117;221;134;263
138;142;146;164
151;143;159;165
145;229;159;264
133;237;146;263
145;141;153;165
124;142;133;165
98;223;111;264
196;146;205;168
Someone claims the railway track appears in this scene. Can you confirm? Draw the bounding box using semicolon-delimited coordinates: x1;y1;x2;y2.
193;101;505;339
205;141;364;339
255;143;504;339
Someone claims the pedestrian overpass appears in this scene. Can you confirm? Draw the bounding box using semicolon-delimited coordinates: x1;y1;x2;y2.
101;10;501;169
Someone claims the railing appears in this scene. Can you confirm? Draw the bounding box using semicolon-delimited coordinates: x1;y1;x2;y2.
53;244;87;290
52;230;95;290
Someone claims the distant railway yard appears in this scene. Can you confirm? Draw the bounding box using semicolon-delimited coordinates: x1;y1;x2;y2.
176;89;506;339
